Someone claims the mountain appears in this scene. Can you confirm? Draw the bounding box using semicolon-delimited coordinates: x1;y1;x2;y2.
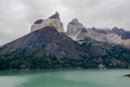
0;12;130;69
66;18;130;68
0;12;92;69
31;12;64;33
66;18;84;40
66;19;130;48
105;27;130;40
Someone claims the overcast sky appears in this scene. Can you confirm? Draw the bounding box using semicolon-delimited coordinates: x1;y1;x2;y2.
0;0;130;45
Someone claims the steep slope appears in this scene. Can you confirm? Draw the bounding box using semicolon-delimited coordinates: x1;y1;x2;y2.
0;26;92;69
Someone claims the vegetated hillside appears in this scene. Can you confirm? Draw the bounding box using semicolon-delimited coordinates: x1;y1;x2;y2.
79;38;130;68
0;26;92;69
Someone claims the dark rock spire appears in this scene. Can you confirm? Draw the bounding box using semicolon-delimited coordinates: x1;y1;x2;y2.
49;11;60;20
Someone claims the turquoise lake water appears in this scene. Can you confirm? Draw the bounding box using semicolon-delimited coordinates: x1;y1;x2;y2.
0;69;130;87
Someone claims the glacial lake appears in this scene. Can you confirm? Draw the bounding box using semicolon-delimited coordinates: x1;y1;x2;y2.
0;69;130;87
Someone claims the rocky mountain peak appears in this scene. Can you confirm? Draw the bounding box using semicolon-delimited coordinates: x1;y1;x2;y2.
66;18;84;40
112;27;125;35
91;27;106;34
34;19;44;24
105;27;125;34
49;11;60;20
112;26;119;30
31;12;64;33
69;18;79;25
81;28;88;33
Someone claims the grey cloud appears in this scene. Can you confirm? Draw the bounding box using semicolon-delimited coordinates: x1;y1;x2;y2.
0;0;130;45
61;0;130;29
19;0;63;23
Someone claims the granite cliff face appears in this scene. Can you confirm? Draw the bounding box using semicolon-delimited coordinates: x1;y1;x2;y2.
31;12;64;33
66;18;84;40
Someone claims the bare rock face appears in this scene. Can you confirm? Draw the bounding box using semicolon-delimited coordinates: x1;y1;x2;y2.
66;18;84;40
82;28;130;48
105;27;130;40
49;11;60;20
31;12;64;33
112;27;125;36
104;27;130;47
76;28;88;41
66;19;108;43
106;34;130;47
